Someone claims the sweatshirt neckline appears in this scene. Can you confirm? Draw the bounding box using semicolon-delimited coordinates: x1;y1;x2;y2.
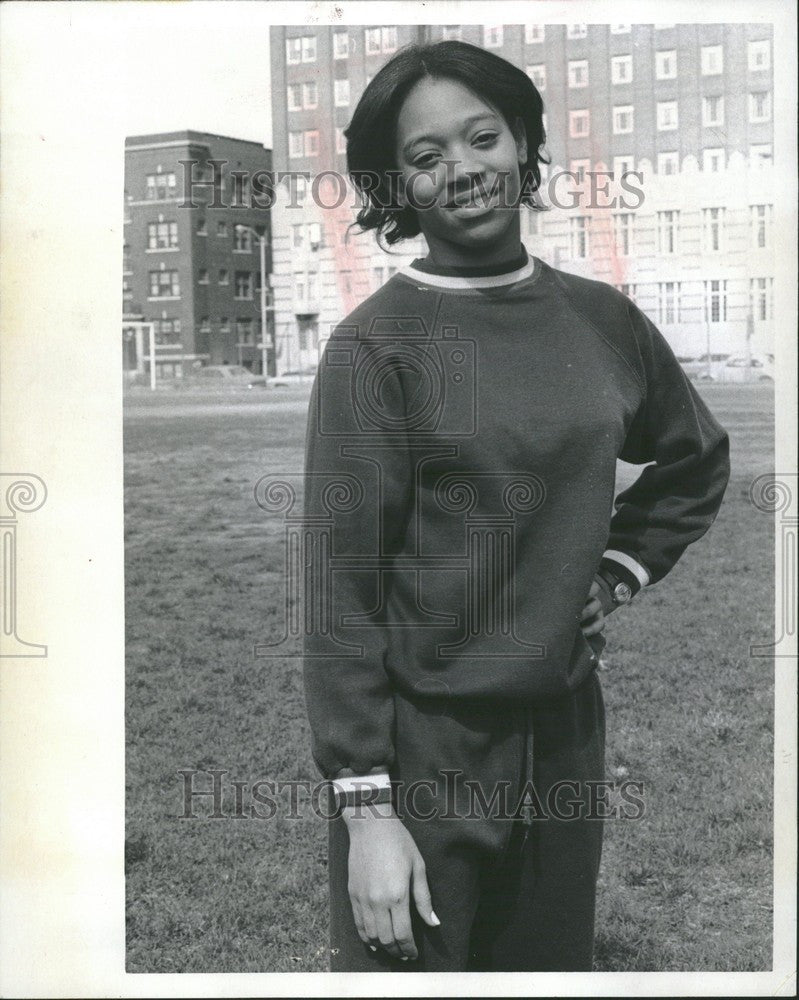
398;249;539;291
410;245;529;278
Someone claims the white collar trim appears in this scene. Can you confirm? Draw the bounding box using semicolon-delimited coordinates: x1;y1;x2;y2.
397;256;538;290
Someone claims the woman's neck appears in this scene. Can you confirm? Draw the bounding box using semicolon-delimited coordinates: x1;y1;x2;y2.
422;225;525;270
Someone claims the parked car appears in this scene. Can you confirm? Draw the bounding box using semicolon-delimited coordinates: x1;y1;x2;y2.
183;364;267;389
681;353;731;381
719;352;775;383
268;365;318;388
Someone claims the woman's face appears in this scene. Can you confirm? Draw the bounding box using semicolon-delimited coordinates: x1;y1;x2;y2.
393;76;527;256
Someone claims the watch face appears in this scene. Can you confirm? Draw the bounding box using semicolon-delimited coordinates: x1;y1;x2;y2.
613;582;633;604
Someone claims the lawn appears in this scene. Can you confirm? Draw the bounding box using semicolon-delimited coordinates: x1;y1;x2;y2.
124;382;774;973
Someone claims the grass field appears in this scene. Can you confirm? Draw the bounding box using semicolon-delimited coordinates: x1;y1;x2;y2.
124;382;774;973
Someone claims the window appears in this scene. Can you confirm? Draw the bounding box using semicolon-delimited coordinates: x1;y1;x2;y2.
526;64;546;91
334;78;350;107
703;148;725;173
292;223;305;248
610;24;631;34
147;221;178;250
567;24;587;39
286;38;301;64
525;25;544;43
750;204;772;249
365;26;397;53
613;155;635;177
335;127;347;155
749;91;771;123
236;319;255;345
153;319;181;344
196;217;207;235
658;152;679;175
657;101;678;131
443;25;462;41
613;105;634;134
302;82;318;109
287;84;302;111
122;276;132;302
122;243;131;273
702;95;724;127
570;216;589;258
234;272;253;299
333;31;349;59
289;131;304;159
750;144;772;169
145;173;176;200
219;269;229;285
701;45;723;76
569;110;590;138
484;26;503;48
614;213;634;256
233;225;253;252
748;39;771;72
618;283;636;302
301;36;317;62
657;210;679;254
702;208;725;253
304;130;319;157
217;220;228;237
658;282;681;325
220;317;230;334
655;50;677;79
750;278;773;322
198;269;209;284
568;60;589;88
297;317;319;351
294;271;306;302
611;55;632;84
570;159;590;183
149;269;179;298
705;279;727;323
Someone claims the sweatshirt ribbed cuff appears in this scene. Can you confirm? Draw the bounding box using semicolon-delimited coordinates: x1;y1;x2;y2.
600;549;651;595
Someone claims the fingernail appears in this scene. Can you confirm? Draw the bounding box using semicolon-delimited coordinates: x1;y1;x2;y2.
369;946;377;952
401;956;408;961
430;910;441;926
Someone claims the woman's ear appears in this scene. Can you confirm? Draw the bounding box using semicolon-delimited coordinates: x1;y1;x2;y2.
512;117;528;165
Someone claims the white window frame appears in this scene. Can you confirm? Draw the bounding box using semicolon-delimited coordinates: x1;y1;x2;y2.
382;26;398;52
365;28;381;54
613;105;634;135
705;279;728;323
657;101;678;131
525;24;544;44
655;50;677;80
701;45;723;76
750;204;772;250
569;109;590;138
335;126;347;155
301;35;317;63
614;212;634;257
750;277;774;322
333;31;349;59
702;95;724;127
613;155;635;178
570;216;589;258
526;64;546;91
611;55;632;85
443;25;462;41
703;148;725;173
658;151;679;175
749;91;771;123
286;37;301;65
568;60;589;88
483;25;503;48
334;78;350;107
288;131;304;159
567;24;587;39
658;282;681;325
748;39;771;72
303;81;318;109
287;84;302;111
702;207;726;254
657;210;679;255
304;130;320;157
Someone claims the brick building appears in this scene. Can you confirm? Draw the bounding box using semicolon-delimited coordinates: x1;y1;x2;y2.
123;130;274;379
268;22;775;368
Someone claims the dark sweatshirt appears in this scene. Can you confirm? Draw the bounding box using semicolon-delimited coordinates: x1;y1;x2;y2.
302;251;730;779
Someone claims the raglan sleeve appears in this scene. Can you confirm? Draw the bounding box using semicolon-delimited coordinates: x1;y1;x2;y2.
600;300;731;594
301;327;413;781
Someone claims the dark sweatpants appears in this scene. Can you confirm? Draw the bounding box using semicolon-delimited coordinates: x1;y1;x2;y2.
328;669;606;972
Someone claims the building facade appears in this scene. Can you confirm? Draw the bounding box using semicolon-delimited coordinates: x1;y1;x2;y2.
123;130;274;379
268;22;775;368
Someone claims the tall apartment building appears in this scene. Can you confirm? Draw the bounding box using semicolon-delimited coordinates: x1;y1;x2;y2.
123;130;273;379
268;23;775;368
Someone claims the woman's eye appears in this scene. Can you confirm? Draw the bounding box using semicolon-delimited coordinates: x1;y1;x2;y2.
413;153;440;168
474;132;499;147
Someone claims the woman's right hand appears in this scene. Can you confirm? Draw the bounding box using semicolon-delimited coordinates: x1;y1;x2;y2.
343;802;440;961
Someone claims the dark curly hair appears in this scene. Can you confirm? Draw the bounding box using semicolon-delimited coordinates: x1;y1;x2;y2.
344;40;549;247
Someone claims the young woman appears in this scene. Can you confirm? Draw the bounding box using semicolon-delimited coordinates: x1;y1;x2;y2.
302;40;730;972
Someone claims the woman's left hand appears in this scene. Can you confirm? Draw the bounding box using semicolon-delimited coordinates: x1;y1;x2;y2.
580;576;614;636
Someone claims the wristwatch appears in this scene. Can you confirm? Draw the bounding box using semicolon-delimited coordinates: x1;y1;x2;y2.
596;567;633;607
